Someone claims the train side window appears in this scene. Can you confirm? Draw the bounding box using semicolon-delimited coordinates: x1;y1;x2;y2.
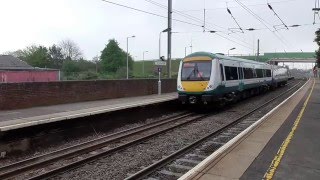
225;66;238;80
266;69;272;77
220;64;225;81
256;69;263;78
243;68;254;79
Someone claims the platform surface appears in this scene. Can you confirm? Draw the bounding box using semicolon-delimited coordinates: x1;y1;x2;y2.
242;79;320;180
0;92;177;132
181;79;320;180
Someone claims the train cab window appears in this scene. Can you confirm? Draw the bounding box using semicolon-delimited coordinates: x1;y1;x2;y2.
256;69;263;78
220;64;225;81
181;61;212;81
266;69;272;77
225;66;238;81
243;68;254;79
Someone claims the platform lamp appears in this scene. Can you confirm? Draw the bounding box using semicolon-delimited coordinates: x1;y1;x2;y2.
143;51;148;76
126;35;135;79
228;47;236;56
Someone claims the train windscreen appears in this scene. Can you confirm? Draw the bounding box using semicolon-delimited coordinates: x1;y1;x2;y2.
181;61;212;81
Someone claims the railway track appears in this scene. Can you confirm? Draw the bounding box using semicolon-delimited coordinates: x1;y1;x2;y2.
0;112;212;180
125;80;304;180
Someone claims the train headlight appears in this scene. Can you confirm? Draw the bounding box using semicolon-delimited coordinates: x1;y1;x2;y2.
205;84;213;90
178;85;184;91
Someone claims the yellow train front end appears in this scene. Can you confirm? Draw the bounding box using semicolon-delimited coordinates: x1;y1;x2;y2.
177;53;214;104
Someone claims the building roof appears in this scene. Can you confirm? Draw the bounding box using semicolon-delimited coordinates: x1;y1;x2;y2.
0;55;34;70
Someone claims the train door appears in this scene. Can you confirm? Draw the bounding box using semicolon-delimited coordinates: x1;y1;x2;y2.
238;62;244;91
219;59;226;86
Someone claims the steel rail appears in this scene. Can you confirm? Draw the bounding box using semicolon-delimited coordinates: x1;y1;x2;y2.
26;113;212;180
125;81;302;180
0;112;194;179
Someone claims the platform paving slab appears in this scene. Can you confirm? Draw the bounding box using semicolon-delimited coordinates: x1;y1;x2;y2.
0;92;177;132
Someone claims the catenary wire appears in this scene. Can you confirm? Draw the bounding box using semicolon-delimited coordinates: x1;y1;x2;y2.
101;0;203;28
144;0;254;48
101;0;253;50
234;0;291;49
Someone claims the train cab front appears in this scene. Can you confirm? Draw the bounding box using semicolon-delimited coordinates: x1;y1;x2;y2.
177;55;214;105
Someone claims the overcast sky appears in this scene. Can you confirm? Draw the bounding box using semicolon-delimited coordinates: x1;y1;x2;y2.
0;0;318;61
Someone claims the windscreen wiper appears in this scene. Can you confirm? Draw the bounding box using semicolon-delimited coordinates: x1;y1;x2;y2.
187;69;195;80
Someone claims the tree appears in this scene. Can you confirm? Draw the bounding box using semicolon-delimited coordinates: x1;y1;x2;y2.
48;44;64;69
315;29;320;67
92;55;100;73
18;45;51;68
100;39;133;75
59;39;83;60
62;59;80;76
4;46;52;68
3;50;27;60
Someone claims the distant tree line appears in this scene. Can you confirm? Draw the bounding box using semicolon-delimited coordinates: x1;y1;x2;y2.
4;38;135;80
6;39;83;69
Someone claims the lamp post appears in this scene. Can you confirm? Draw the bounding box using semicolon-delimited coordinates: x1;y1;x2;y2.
126;35;135;79
142;51;148;76
159;28;170;60
184;47;188;57
228;47;236;56
159;32;162;59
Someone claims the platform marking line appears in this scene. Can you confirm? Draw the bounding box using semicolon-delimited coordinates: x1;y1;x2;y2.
263;80;315;180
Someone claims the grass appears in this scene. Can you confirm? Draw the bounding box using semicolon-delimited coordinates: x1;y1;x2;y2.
132;59;181;78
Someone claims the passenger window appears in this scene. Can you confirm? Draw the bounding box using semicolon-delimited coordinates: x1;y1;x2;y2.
225;66;238;80
256;69;263;78
244;68;254;79
266;69;272;77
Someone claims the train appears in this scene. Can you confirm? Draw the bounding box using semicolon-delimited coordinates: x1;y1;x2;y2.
177;52;289;104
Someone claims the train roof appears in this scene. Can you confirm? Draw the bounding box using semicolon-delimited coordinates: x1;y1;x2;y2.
185;51;269;65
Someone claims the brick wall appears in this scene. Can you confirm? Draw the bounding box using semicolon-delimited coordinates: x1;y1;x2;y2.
0;79;177;110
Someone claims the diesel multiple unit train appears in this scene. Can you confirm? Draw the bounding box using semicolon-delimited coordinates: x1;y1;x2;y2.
177;52;289;104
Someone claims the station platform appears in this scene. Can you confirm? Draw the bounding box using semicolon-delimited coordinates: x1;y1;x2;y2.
0;92;177;132
180;79;319;180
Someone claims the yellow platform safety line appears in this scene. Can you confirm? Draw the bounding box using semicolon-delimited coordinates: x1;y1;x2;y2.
263;79;316;180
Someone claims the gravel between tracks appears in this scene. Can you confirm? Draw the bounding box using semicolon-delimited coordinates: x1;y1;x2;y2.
0;112;185;167
54;80;303;180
